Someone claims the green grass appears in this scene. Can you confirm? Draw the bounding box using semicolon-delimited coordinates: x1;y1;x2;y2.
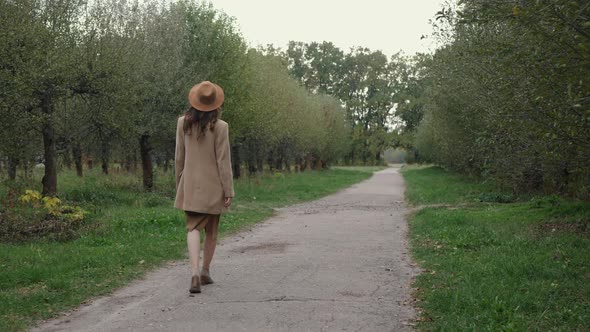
402;165;590;331
402;165;500;205
0;167;376;331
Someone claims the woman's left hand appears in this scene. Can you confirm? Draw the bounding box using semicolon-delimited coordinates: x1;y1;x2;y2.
224;197;233;208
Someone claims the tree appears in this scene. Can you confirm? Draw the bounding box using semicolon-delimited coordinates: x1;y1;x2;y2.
0;0;87;195
407;0;590;198
0;0;354;191
285;43;402;165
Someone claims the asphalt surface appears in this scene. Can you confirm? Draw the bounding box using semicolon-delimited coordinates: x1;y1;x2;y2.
33;166;417;332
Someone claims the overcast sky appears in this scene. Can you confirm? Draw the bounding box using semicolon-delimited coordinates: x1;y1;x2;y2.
207;0;447;57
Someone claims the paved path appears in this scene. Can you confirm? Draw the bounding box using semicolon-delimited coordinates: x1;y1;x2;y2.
34;167;417;332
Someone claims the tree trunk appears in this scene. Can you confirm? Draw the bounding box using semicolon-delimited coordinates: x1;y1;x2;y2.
124;154;132;173
63;148;72;169
41;96;58;196
132;152;138;172
165;146;174;173
101;140;109;175
23;160;31;179
72;143;83;177
87;156;94;170
154;155;162;170
295;157;302;172
8;157;17;180
305;154;314;170
267;151;275;172
247;159;257;176
313;158;323;170
274;154;283;171
247;142;257;175
163;159;170;173
232;144;241;178
256;157;264;174
139;134;154;191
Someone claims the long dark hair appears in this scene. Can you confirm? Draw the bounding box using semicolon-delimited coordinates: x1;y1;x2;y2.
183;107;220;139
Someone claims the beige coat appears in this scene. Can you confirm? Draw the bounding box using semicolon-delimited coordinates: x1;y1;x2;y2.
174;116;234;214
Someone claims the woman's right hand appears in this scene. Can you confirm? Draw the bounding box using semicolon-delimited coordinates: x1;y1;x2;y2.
224;197;233;208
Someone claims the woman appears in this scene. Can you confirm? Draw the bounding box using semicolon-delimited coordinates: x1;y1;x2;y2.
174;81;234;294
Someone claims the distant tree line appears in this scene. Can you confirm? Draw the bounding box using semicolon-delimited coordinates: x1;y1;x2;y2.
284;42;410;165
0;0;352;195
402;1;590;199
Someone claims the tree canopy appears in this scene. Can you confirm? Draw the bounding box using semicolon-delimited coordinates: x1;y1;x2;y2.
0;0;352;194
404;0;590;199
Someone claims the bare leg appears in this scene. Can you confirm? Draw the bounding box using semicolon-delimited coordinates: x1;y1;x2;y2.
187;229;201;277
201;216;219;281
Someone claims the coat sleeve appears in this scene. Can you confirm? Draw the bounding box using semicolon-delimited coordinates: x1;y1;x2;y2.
215;122;235;197
175;117;185;191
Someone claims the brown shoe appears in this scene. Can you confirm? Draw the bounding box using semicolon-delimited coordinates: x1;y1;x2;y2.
200;270;214;285
189;276;201;293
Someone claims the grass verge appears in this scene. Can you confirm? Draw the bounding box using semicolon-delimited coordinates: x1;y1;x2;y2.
0;167;375;331
402;165;590;331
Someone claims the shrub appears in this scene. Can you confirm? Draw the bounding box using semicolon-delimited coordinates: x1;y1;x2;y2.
0;190;88;242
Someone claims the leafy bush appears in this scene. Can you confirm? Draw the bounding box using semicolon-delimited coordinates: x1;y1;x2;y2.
0;190;88;242
409;1;590;199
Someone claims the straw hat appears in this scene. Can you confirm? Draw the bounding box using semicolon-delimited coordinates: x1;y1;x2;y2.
188;81;225;112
